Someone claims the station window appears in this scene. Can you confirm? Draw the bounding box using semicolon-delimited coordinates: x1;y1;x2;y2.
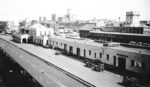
56;42;58;45
84;49;86;57
46;40;48;45
106;54;109;60
131;60;135;67
142;62;146;70
89;50;91;55
131;60;146;70
99;53;102;58
61;43;62;46
94;53;96;58
40;40;41;43
114;56;116;59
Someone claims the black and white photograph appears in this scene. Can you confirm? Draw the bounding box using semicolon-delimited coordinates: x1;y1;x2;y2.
0;0;149;87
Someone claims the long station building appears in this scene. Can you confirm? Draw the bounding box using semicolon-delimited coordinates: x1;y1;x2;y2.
44;36;150;77
12;23;150;77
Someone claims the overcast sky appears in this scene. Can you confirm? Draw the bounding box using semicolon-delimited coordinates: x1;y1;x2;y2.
0;0;149;21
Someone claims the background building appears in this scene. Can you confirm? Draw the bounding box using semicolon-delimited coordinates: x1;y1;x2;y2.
29;23;54;46
58;17;63;23
126;11;140;27
79;23;96;38
39;16;46;22
52;14;56;22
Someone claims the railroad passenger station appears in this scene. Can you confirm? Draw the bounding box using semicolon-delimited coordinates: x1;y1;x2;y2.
0;10;150;87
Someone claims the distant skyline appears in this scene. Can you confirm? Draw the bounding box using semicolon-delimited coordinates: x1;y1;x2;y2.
0;0;149;21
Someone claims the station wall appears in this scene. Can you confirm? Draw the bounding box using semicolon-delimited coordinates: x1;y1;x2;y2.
47;37;150;76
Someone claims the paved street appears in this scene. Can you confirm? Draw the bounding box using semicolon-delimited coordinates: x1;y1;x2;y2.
1;35;124;87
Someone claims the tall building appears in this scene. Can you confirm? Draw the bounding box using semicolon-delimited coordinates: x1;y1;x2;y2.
126;11;140;26
52;14;56;22
66;9;71;22
58;17;63;23
39;16;46;22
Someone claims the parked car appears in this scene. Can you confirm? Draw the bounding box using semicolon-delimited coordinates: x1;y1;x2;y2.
122;76;140;87
129;41;136;45
85;61;93;68
92;63;104;72
55;51;61;55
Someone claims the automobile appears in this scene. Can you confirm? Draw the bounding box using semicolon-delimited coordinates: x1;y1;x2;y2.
85;61;92;68
1;32;5;35
43;45;51;48
92;64;100;71
137;42;142;45
92;63;104;72
122;76;139;87
55;51;61;55
142;43;148;46
129;41;136;45
91;59;104;72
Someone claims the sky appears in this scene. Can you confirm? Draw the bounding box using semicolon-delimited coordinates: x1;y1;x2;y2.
0;0;149;21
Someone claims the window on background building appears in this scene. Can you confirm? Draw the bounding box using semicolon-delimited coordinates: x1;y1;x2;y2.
131;60;135;67
56;42;58;45
89;50;91;55
61;43;62;46
94;53;96;58
106;54;109;60
99;53;102;58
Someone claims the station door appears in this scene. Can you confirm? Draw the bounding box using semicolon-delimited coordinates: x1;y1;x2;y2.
118;57;126;71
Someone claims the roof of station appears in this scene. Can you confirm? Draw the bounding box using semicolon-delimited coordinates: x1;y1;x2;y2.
49;36;150;55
